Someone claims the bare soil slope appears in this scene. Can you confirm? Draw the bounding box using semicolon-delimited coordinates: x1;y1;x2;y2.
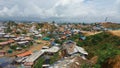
109;30;120;37
102;55;120;68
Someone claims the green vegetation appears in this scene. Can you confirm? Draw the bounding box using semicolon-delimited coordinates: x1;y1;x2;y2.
81;27;92;31
68;32;120;68
9;45;18;50
82;32;120;46
9;41;33;50
0;39;7;42
103;22;120;30
47;32;120;68
36;23;44;29
5;21;17;33
29;41;33;46
50;52;60;64
5;26;12;33
54;39;66;45
81;32;120;68
34;57;45;68
81;63;91;68
68;34;81;41
34;52;60;68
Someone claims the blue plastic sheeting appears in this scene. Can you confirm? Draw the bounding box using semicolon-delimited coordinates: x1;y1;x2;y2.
51;42;55;46
42;37;50;41
45;59;50;64
80;36;86;40
0;57;14;64
0;62;9;68
0;57;9;63
0;62;16;68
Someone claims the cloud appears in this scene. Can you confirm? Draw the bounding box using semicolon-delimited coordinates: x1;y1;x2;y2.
0;0;119;22
53;0;93;17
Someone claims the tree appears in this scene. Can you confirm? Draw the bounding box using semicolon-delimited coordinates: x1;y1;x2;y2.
52;21;55;24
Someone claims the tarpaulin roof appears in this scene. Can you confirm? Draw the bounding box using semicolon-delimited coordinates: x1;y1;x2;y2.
0;39;14;45
42;37;50;41
16;51;32;57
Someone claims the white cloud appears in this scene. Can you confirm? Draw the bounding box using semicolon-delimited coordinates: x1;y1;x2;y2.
0;0;119;22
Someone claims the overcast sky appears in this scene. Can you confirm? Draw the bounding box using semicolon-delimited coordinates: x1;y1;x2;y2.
0;0;120;23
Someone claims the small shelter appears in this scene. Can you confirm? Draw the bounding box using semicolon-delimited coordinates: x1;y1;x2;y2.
7;49;13;54
79;36;86;41
42;46;60;53
42;37;50;41
16;51;32;57
0;32;5;37
62;40;88;57
23;51;44;68
0;50;6;56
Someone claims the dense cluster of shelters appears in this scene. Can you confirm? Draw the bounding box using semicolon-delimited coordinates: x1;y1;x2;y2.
0;21;110;68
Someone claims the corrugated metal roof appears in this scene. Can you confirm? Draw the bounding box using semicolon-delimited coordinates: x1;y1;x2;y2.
23;51;44;63
41;46;60;53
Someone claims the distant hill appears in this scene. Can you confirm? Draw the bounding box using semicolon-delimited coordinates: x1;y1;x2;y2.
101;22;120;29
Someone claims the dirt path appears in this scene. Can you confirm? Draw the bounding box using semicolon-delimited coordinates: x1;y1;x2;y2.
109;30;120;37
83;31;102;36
83;30;120;37
5;40;50;57
29;40;50;52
